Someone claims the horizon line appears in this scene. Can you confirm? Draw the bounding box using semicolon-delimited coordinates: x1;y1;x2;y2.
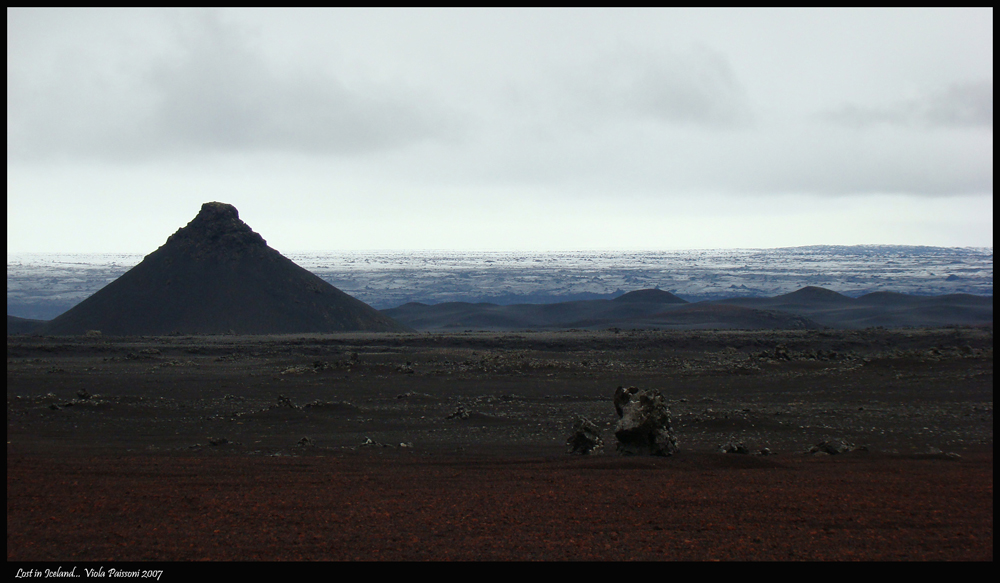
7;243;995;257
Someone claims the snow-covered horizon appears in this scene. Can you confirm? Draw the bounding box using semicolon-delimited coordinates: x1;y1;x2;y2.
7;245;994;320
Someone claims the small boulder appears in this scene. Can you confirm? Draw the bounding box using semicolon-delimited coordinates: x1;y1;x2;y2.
809;438;855;455
718;439;750;454
566;417;604;455
361;436;387;447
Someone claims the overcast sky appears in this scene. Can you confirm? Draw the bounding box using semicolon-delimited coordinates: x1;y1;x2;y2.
7;8;993;253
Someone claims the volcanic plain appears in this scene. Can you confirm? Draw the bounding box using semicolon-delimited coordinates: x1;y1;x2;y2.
7;326;993;561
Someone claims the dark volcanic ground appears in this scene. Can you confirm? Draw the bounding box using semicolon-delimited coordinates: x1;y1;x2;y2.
7;328;994;561
8;328;993;456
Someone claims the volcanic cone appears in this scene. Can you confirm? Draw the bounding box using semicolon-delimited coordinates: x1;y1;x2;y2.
41;202;410;335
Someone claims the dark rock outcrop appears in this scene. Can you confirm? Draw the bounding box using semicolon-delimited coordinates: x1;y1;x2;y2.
40;202;410;335
566;416;604;455
613;386;678;456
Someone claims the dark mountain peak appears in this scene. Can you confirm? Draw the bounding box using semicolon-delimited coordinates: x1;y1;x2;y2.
198;201;240;221
778;286;852;302
162;202;267;261
613;289;687;304
40;202;410;335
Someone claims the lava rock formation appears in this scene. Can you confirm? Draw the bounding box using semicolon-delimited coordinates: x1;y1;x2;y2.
614;386;679;456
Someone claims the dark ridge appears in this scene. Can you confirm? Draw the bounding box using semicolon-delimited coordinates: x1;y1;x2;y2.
382;287;992;331
927;293;994;306
612;288;687;304
776;286;854;303
855;291;922;306
39;202;411;335
382;290;821;331
643;304;821;330
7;315;47;335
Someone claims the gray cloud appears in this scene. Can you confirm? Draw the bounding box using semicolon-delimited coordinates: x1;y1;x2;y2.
7;11;454;162
568;46;752;128
820;81;993;129
622;47;752;127
925;81;993;127
146;13;453;156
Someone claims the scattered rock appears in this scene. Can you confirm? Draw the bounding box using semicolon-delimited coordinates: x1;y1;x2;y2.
275;395;298;409
76;389;92;401
396;391;438;401
718;439;750;454
918;446;962;460
303;400;357;411
728;362;761;375
446;405;471;420
613;386;678;456
566;416;604;455
208;437;229;446
808;438;855;455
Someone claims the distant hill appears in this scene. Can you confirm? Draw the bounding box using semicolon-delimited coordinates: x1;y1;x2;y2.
775;286;855;305
7;315;47;335
10;231;993;336
710;289;993;329
37;202;410;335
12;282;991;334
384;288;818;331
612;289;686;304
637;304;819;330
381;286;992;331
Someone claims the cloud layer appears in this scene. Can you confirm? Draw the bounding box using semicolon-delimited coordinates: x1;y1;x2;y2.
6;9;993;251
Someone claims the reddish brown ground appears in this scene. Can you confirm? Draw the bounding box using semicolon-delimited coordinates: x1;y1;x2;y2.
7;449;992;561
